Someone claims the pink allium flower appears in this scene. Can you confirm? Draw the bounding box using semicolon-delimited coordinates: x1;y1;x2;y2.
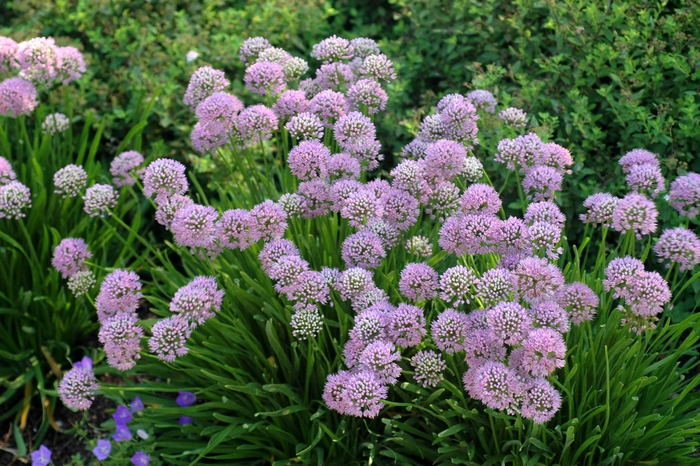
465;361;523;413
141;159;188;201
52;164;87;198
348;139;383;170
273;89;310;119
360;54;396;81
350;38;380;58
269;255;310;294
42;112;70;135
0;156;16;185
423;139;466;182
52;238;91;278
244;61;286;95
239;37;272;65
498;216;530;254
556;282;599;325
350;309;390;344
460;183;502;216
297;179;332;218
148;317;191;362
183;66;230;111
426;181;460;220
390;160;431;203
402;138;430;159
256;47;292;66
399;263;439;302
282;57;309;81
334;111;376;151
0;37;19;73
668;172;700;218
216;209;254;250
278;193;306;218
462;214;503;255
388;303;426;347
290;305;324;339
341;189;383;227
0;77;38;117
580;193;618;227
431;309;469;353
365;179;391;200
67;270;96;297
627;271;671;317
619;148;658;174
476;268;516;307
238;104;278;142
603;256;645;299
439;97;479;145
95;270;142;323
83;184;118;217
528;221;563;260
438;215;466;255
286;112;324;141
365;217;400;249
537;143;573;175
406;235;432;258
528;301;569;333
611;193;658;238
436;93;467;113
56;46;86;85
522;165;563;202
58;358;99;410
323;370;352;414
191;120;228;154
316;62;355;91
328;152;361;180
498;107;527;127
350;286;389;312
381;188;420;231
654;227;700;272
258;239;300;274
347;79;388;115
155;194;193;230
17;37;58;84
99;314;144;371
626;163;664;198
171;204;219;252
249;200;287;242
299;78;323;99
342;230;386;269
287;140;330;180
289;270;330;307
309;89;347;127
463;329;507;368
343;371;387;418
520;378;561;423
466;90;497;113
110;151;144;187
0;181;31;219
411;350;446;388
336;267;375;301
311;35;354;63
330;179;364;212
358;341;402;384
439;266;479;306
195;92;243;125
515;257;565;304
495;133;544;170
465;309;490;333
487;301;531;345
320;266;341;287
524;201;565;228
170;276;224;325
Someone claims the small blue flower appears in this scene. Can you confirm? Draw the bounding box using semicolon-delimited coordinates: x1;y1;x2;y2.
130;396;144;413
74;356;93;371
131;452;151;466
31;445;52;466
92;439;111;461
179;415;194;425
113;423;132;442
176;391;196;407
113;405;132;425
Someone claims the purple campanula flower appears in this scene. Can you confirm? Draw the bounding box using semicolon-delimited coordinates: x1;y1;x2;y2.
31;445;51;466
130;396;144;413
114;423;132;442
131;452;151;466
113;405;132;425
176;391;196;407
92;439;111;461
179;416;194;425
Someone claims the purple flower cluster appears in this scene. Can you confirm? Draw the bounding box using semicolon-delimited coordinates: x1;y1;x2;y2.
52;237;92;278
0;180;31;219
95;269;143;322
58;356;99;411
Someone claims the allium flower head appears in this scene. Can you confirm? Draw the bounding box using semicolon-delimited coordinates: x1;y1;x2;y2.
423;139;467;182
668;172;700;218
399;263;439;301
611;193;658;238
439;98;479;144
316;62;355;91
99;314;144;370
528;301;569;333
155;194;193;230
603;256;645;299
466;361;523;412
323;371;352;414
431;309;469;353
52;238;91;278
287;140;330;180
297;179;332;218
390;160;431;203
381;188;420;231
83;184;118;217
556;282;599;325
411;350;446;387
515;257;565;304
537;142;573;175
286;112;324;141
619;148;658;174
580;193;618;227
336;267;374;301
217;209;254;250
463;329;507;368
466;90;497;113
110;151;144;187
328;152;361;180
58;358;99;411
495;133;544;170
56;46;86;85
282;56;309;81
330;179;364;211
476;268;516;307
522;165;563;202
406;235;432;258
360;54;396;81
440;265;479;306
258;239;300;274
460;183;502;216
499;107;527;127
42;112;70;135
142;159;188;201
521;378;561;423
347;79;388;115
183;66;230;111
269;255;310;293
290;305;324;339
238;104;278;142
365;217;400;249
487;301;531;345
0;157;16;185
342;230;386;269
289;271;330;306
0;180;30;219
309;89;346;127
273;89;310;119
278;193;306;218
299;78;322;99
334;111;376;151
461;214;504;255
348;139;383;170
358;341;402;384
627;271;671;317
525;201;565;228
654;227;700;272
528;221;563;260
626;163;664;198
497;216;530;254
244;61;286;95
343;371;387;418
239;37;272;65
95;270;143;322
170;276;224;325
0;37;19;73
256;47;292;66
341;189;383;227
401;138;429;159
0;77;38;117
461;157;484;183
171;204;219;253
311;35;354;63
17;37;58;84
350;38;380;58
388;303;426;347
436;94;466;113
350;309;389;344
249;200;287;242
67;270;96;297
195;92;243;125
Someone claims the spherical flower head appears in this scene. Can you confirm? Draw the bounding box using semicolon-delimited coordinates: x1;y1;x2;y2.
556;282;599;325
603;256;645;299
238;104;279;143
83;184;118;217
418;114;446;142
351;286;389;313
497;216;530;254
341;189;383;227
439;98;479;143
249;200;287;242
290;305;324;340
347;79;388;115
239;37;272;65
195;91;243;125
655;227;700;272
320;267;341;287
438;215;467;255
256;47;292;66
461;157;483;183
273;90;310;119
388;303;426;347
524;201;565;228
95;269;143;322
359;54;396;82
142;159;188;201
515;257;565;304
460;183;502;216
365;179;391;200
0;77;38;117
183;66;230;111
626;163;665;198
466;90;497;113
402;138;430;159
41;112;70;136
487;301;532;345
529;301;569;333
0;37;19;73
348;138;383;170
475;268;516;307
406;235;432;258
323;370;352;414
297;179;332;218
287;140;330;180
0;156;16;185
244;61;286;96
619;148;658;174
350;38;380;58
611;193;658;238
282;56;309;81
155;194;193;230
580;193;617;227
99;314;144;371
289;271;330;306
336;267;375;301
217;209;254;250
365;217;400;249
58;361;99;411
67;270;96;297
309;90;346;127
399;263;439;302
528;221;563;260
431;309;469;353
56;46;86;85
258;239;300;274
17;37;58;84
461;214;504;255
269;255;310;293
519;378;561;424
331;180;362;212
494;138;522;170
334;111;376;151
463;328;507;368
52;237;92;278
495;134;544;170
342;230;386;269
328;152;361;180
110;151;144;187
350;309;389;344
286;112;324;141
299;78;323;100
0;180;30;219
311;35;354;63
522;165;563;202
668;172;700;218
499;107;527;127
316;62;355;91
343;371;387;418
358;341;402;384
627;271;671;317
390;160;431;203
537;142;573;175
423;139;467;182
440;265;479;306
411;350;446;388
465;361;523;413
171;204;219;253
170;276;224;325
277;193;306;218
148;317;190;362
